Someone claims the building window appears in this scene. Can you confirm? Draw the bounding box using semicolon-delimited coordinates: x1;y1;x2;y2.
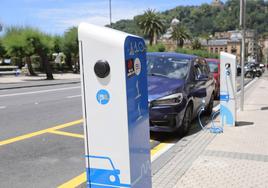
231;48;237;54
210;48;213;52
225;48;228;52
215;48;218;53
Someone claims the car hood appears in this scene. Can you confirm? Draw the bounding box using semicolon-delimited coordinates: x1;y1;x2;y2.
148;76;185;102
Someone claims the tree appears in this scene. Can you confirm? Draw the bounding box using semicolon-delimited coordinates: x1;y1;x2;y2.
0;39;6;58
62;27;79;72
2;27;54;79
26;32;54;80
2;27;37;75
192;38;202;50
169;25;191;48
138;9;164;45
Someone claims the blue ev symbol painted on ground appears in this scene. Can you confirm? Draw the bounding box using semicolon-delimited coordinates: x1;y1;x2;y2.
96;89;110;105
86;155;130;188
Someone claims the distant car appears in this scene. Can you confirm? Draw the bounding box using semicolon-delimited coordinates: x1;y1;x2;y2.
206;59;220;99
259;63;265;73
147;52;215;134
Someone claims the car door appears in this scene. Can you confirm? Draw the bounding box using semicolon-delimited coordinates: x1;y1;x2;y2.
191;59;207;115
200;60;214;105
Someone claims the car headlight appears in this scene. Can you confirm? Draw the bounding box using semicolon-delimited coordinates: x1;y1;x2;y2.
152;93;183;106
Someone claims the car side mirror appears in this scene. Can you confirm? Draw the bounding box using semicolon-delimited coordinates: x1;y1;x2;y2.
193;88;207;98
196;74;209;81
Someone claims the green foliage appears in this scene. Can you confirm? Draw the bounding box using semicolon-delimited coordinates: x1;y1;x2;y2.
62;27;78;69
112;0;268;37
147;43;166;52
192;38;202;50
169;25;191;48
0;38;6;58
176;48;219;59
138;9;165;45
2;26;55;78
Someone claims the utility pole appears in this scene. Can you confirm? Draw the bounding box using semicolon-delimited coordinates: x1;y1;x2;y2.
109;0;112;27
240;0;246;111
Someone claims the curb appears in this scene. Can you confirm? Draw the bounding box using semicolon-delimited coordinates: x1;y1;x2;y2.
0;81;80;90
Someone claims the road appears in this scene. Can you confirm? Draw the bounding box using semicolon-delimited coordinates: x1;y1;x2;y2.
0;76;253;187
0;83;84;187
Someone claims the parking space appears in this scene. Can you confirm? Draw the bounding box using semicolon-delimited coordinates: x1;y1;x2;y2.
0;118;172;188
0;76;255;187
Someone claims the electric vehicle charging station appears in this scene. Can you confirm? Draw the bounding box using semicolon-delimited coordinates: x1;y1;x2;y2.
220;52;237;126
78;23;152;188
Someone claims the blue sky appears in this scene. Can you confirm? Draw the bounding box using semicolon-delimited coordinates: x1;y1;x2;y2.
0;0;218;35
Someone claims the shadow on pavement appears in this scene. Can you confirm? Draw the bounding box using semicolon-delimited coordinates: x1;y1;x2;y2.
236;121;254;127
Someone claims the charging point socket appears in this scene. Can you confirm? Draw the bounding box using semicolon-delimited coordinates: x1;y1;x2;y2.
94;60;110;78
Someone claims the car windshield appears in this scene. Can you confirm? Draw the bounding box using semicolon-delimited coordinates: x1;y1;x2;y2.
147;55;190;79
208;62;219;73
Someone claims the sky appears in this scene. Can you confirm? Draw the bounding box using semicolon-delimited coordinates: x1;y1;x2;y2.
0;0;219;35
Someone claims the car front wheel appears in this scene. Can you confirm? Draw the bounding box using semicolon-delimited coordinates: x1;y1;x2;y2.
205;93;214;115
179;105;193;136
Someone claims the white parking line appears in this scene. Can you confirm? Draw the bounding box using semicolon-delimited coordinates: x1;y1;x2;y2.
66;95;81;99
0;86;80;98
0;106;7;109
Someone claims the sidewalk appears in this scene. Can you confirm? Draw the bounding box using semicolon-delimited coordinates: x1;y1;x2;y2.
153;74;268;188
0;73;81;90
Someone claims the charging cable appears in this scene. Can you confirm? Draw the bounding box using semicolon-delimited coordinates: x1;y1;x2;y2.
198;98;223;134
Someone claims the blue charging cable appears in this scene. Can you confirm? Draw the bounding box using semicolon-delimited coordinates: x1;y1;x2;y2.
197;64;235;134
198;98;223;134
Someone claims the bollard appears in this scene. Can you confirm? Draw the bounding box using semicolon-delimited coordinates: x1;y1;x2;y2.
220;52;237;126
78;23;152;188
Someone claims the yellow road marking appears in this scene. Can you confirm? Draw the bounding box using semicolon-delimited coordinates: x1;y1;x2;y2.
150;143;169;156
58;142;168;188
48;130;84;139
58;172;87;188
0;119;83;146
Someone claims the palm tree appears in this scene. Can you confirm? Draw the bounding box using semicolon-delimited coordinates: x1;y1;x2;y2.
138;9;164;45
192;38;202;50
169;25;191;48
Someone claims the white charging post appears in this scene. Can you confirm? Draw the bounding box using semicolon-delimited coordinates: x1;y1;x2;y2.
220;52;237;126
78;23;152;188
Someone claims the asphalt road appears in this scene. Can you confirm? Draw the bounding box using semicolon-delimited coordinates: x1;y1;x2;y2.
0;83;85;188
0;76;253;188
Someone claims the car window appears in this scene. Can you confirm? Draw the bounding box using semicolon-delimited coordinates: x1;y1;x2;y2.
193;64;203;78
147;55;190;79
208;62;219;73
89;157;114;170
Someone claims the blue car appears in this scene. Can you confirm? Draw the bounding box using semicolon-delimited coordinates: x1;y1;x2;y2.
147;52;215;134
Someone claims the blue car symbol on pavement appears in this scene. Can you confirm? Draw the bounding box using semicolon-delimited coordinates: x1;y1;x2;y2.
86;155;130;188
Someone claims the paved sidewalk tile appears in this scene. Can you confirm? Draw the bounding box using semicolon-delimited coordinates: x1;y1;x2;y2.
175;156;268;188
173;74;268;188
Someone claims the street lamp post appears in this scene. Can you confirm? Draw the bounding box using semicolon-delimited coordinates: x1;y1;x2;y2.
109;0;112;27
240;0;246;111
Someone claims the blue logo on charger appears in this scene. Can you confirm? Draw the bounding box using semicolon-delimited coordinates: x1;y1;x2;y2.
96;89;110;105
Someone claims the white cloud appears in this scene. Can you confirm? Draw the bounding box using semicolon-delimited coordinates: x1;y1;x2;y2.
34;1;145;34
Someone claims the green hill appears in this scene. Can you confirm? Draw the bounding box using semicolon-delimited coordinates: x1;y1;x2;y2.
111;0;268;38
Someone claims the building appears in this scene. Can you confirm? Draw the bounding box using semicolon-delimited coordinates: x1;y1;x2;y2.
160;18;181;51
259;35;268;64
211;0;224;8
207;30;260;63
